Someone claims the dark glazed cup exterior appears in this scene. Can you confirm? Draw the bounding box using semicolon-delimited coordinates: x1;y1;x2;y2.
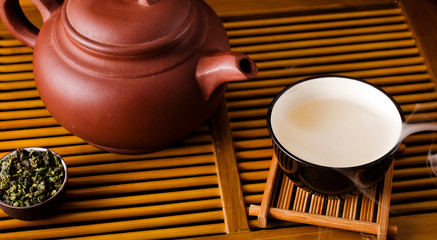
267;75;404;196
0;148;68;220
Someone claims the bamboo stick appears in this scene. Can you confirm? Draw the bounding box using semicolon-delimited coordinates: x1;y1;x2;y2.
227;97;272;110
0;46;33;55
239;170;269;182
53;143;213;161
227;16;405;38
244;193;264;205
61;223;226;240
403;112;437;123
401;102;437;114
68;165;218;188
0;108;51;120
233;31;413;54
384;82;435;95
276;174;286;209
0;126;70;141
329;198;337;217
0;89;39;100
60;187;221;212
230;24;409;46
66;154;215;172
0;198;223;231
0;211;225;240
401;144;437;156
257;157;279;227
237;159;270;171
394;166;432;179
285;178;293;210
0;99;44;110
301;190;310;213
235;148;273;161
257;56;423;79
0;135;86;151
0;63;33;72
391;200;437;215
46;144;103;157
279;178;288;210
0;72;34;81
247;38;415;64
230;119;267;131
308;195;315;214
256;48;419;70
322;65;428;80
224;8;402;29
392;177;437;191
394;92;437;104
233;138;271;150
343;197;351;219
228;108;268;120
343;198;350;219
395;155;432;167
0;39;26;47
65;175;219;200
369;74;431;86
316;196;323;215
231;128;270;140
0;54;33;64
0;80;35;90
391;188;437;204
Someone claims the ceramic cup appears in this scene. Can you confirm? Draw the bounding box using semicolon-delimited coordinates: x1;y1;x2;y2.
267;75;404;196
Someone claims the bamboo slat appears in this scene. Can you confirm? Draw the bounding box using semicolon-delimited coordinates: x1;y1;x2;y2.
60;187;222;212
0;211;225;240
243;39;415;65
224;8;402;29
230;24;410;46
0;80;35;90
227;16;405;38
68;165;218;188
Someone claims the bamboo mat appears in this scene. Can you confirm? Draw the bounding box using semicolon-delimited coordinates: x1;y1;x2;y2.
0;3;437;240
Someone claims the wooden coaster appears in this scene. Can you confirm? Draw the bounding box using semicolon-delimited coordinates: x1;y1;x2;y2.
249;155;397;239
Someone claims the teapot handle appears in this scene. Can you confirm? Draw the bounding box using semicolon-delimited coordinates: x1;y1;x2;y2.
0;0;63;48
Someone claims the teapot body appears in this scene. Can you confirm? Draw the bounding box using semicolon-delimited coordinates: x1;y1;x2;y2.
33;1;230;153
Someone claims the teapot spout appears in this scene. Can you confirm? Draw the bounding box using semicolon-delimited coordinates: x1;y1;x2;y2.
196;51;258;101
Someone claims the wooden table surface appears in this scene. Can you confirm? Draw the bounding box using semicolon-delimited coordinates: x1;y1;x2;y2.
1;0;437;239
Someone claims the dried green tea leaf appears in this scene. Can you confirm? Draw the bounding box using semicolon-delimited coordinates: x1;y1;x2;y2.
0;149;65;207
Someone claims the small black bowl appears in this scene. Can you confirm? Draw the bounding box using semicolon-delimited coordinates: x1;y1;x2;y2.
267;75;404;196
0;147;68;220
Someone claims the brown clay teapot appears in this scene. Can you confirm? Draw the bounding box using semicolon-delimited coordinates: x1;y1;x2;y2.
0;0;257;154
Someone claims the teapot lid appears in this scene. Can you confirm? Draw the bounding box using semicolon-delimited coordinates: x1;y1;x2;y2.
63;0;195;55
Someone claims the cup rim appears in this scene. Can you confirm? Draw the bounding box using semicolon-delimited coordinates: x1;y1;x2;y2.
267;75;405;170
0;147;68;209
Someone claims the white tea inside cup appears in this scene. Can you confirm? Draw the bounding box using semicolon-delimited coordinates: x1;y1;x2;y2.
270;76;403;168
